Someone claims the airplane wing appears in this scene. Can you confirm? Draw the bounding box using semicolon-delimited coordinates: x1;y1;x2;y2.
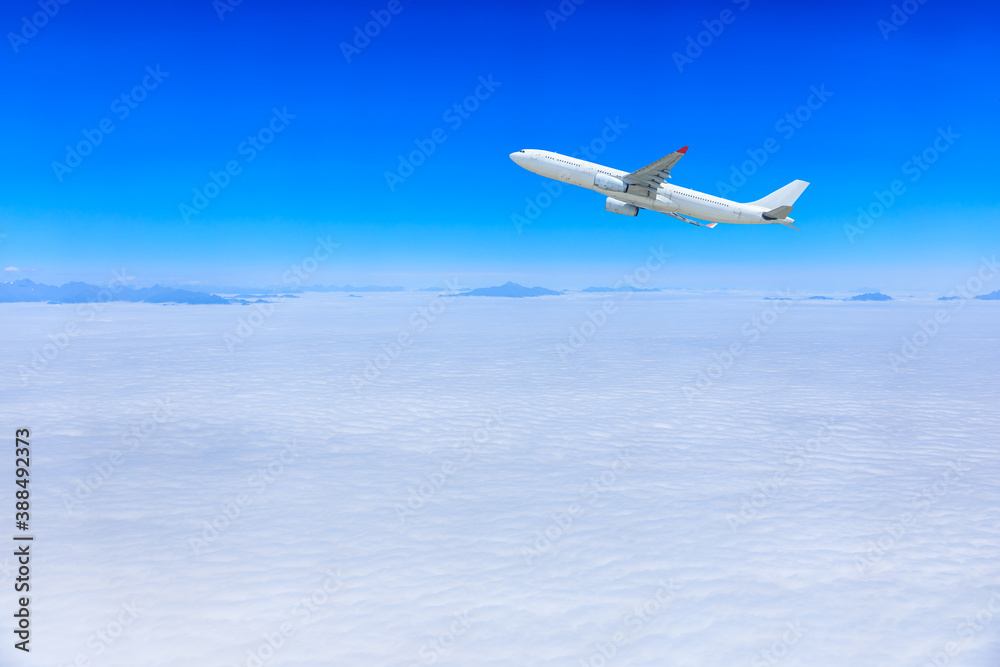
623;146;688;198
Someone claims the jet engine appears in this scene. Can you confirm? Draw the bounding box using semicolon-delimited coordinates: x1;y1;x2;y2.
605;197;638;216
594;173;628;193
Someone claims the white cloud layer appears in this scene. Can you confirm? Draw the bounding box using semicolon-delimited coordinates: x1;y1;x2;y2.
0;293;997;665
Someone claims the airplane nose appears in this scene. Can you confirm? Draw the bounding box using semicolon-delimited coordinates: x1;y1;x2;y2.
509;151;522;164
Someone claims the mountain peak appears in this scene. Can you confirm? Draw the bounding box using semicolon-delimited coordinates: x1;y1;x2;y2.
454;282;561;298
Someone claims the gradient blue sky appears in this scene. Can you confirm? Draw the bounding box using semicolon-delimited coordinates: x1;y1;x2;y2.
1;0;997;291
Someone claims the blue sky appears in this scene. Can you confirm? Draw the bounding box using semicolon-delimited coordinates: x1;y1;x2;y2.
0;0;997;291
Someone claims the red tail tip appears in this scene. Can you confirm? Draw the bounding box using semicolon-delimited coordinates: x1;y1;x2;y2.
677;146;689;154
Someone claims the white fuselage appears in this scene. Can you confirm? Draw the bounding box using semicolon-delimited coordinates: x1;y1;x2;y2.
509;149;784;225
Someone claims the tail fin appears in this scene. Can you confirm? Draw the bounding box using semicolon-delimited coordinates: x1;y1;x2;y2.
748;180;809;209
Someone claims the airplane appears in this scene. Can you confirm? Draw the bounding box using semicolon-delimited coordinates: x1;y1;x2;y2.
509;147;808;229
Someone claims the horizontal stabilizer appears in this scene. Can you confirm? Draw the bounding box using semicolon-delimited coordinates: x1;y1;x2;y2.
763;205;794;220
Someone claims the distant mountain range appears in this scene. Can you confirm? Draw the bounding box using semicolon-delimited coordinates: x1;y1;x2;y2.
3;279;997;303
938;290;1000;301
765;292;1000;302
763;293;892;301
0;279;231;304
452;282;562;298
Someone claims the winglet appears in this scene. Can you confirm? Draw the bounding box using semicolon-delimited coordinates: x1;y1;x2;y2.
677;146;688;154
